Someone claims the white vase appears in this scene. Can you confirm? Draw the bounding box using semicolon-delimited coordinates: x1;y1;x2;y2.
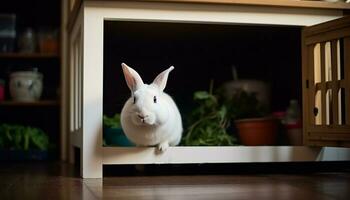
9;71;43;102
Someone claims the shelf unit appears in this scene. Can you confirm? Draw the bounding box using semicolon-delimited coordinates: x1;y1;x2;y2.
0;100;59;106
0;53;59;59
0;0;62;160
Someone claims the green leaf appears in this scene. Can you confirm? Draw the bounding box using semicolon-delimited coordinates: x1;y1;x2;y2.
0;124;51;150
14;129;22;150
5;128;12;141
24;128;30;150
217;106;227;120
194;91;210;100
103;114;121;128
30;129;49;151
181;83;241;146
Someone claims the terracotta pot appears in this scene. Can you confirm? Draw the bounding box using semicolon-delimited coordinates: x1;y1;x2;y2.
235;117;278;146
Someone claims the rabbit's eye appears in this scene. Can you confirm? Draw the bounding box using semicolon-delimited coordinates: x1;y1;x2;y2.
153;96;157;103
133;96;136;104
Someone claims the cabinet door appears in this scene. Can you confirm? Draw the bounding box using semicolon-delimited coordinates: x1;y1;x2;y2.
302;16;350;147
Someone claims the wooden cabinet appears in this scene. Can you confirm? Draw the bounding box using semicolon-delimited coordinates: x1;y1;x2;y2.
0;0;61;160
302;16;350;147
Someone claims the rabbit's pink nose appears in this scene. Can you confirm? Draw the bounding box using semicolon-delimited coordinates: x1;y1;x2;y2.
137;114;148;119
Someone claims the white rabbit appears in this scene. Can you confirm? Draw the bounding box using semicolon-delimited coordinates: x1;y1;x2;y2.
120;63;183;152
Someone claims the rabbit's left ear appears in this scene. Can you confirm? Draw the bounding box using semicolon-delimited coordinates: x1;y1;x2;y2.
121;63;144;91
152;66;174;91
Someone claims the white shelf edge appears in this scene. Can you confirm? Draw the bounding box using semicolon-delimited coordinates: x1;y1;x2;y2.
102;146;350;165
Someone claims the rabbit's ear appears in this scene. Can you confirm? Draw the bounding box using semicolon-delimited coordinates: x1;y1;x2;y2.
152;66;174;91
121;63;144;91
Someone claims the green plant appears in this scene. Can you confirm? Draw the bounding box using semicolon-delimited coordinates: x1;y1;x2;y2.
224;89;267;120
103;114;121;128
0;124;49;151
182;82;238;146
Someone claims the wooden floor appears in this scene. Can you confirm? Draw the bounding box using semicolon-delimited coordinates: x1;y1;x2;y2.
0;162;349;200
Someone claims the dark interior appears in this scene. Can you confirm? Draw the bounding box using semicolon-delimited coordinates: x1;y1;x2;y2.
104;21;302;119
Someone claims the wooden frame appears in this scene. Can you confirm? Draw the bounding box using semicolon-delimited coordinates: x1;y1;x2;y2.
302;16;350;147
66;0;350;178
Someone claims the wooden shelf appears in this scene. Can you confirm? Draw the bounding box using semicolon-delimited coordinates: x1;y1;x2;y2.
93;0;350;10
102;146;350;165
0;100;59;106
0;53;59;59
70;0;350;30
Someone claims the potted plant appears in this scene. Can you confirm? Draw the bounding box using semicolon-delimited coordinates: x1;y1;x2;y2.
182;82;238;146
226;90;278;146
103;113;133;146
0;124;51;160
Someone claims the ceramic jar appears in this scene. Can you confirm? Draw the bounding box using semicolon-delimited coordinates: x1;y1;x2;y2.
9;70;43;102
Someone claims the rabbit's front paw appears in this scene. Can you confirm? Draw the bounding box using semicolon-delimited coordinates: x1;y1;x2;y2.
157;141;169;152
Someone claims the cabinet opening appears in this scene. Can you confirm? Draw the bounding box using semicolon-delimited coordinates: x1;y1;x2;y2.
103;21;302;147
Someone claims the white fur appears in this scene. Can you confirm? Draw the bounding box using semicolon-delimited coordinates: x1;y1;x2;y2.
120;63;183;152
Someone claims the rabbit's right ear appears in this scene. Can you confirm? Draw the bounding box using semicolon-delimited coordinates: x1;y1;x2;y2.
121;63;144;91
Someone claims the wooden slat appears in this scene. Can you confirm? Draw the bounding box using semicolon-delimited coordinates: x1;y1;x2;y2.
308;125;350;132
314;82;339;91
325;81;333;90
308;45;315;127
320;42;326;125
315;83;321;91
302;31;309;145
344;37;350;125
308;132;350;141
331;40;339;125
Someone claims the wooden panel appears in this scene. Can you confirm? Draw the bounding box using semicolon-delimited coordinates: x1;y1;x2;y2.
308;125;350;132
61;0;69;161
308;132;350;141
305;27;350;45
339;80;346;88
302;31;309;144
344;37;350;125
88;0;350;10
303;15;350;37
303;16;350;147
